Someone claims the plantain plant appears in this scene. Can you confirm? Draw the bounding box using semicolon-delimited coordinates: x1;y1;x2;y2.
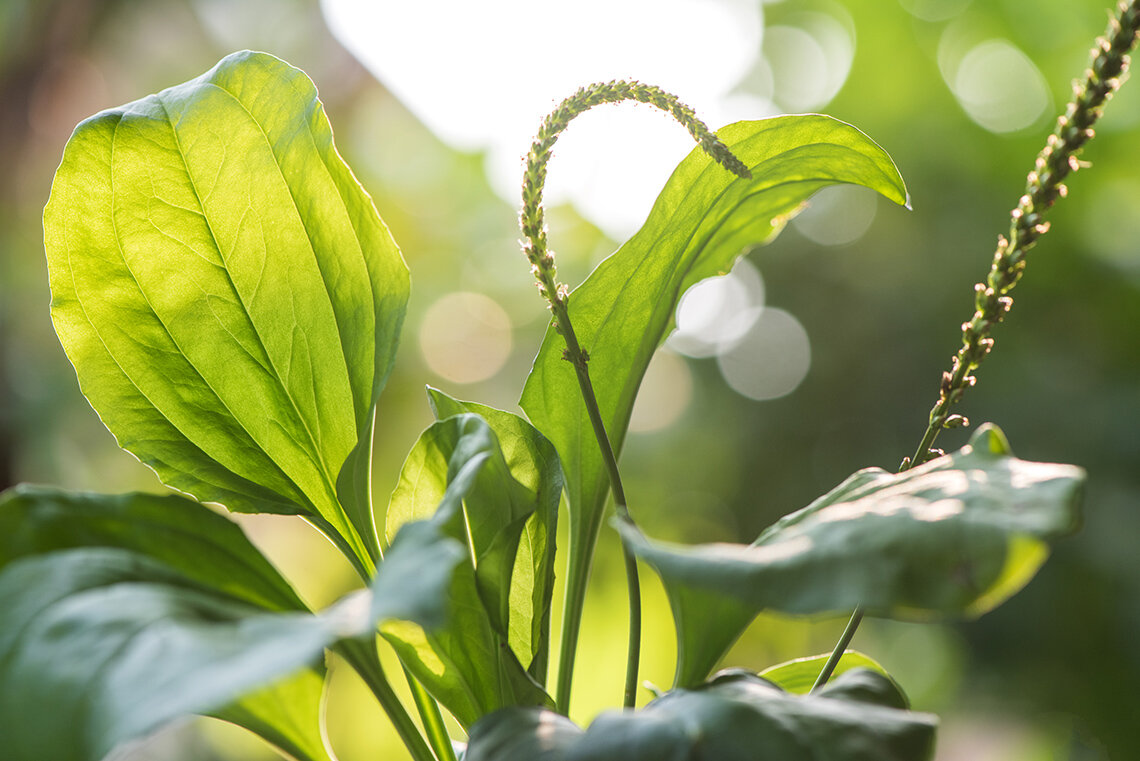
2;2;1137;759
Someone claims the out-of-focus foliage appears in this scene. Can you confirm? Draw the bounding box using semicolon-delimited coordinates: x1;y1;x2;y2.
1;0;1137;759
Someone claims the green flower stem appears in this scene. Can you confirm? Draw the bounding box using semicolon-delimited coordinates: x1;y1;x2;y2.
810;609;864;693
813;0;1140;694
403;666;458;761
521;80;750;712
335;638;436;761
554;308;642;710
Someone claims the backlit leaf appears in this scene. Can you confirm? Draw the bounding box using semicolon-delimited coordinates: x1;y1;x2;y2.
520;115;908;626
43;50;408;569
426;387;562;682
383;414;552;727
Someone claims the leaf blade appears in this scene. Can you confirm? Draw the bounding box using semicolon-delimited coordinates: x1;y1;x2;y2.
43;51;409;566
519;115;908;604
621;425;1085;686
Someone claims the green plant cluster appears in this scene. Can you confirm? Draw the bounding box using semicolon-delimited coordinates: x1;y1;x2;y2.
1;2;1136;758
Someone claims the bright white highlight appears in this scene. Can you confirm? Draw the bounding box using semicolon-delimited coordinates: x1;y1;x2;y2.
667;258;765;359
320;0;762;238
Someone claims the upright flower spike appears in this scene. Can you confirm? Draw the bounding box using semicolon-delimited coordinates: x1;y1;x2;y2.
913;0;1140;466
817;0;1140;693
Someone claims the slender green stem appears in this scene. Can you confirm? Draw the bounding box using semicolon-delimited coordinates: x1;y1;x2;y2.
336;638;436;761
403;666;457;761
553;303;642;708
810;609;864;693
520;80;751;712
813;0;1140;692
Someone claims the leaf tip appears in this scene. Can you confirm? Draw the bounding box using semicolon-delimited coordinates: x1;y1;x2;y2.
968;423;1013;456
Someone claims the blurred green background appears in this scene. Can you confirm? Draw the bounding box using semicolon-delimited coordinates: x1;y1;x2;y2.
1;0;1137;759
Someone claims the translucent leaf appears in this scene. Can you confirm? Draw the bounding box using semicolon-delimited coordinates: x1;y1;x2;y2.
383;414;553;727
43;51;408;568
426;387;562;683
758;650;897;698
519;114;908;629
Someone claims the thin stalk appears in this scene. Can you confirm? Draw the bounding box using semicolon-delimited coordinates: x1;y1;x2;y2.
335;638;436;761
338;454;453;761
812;0;1140;693
520;80;751;712
552;301;642;709
404;666;457;761
810;609;864;692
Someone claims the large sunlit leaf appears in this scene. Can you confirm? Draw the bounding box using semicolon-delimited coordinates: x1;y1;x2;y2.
383;413;553;727
519;114;908;616
43;50;409;568
0;487;463;761
620;425;1085;687
463;669;936;761
426;387;562;683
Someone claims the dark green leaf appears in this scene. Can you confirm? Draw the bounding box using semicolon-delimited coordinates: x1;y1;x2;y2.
520;115;908;594
0;486;336;760
465;669;936;761
383;414;552;727
0;485;305;612
0;488;462;761
621;425;1085;686
43;50;409;568
426;387;562;681
0;549;348;761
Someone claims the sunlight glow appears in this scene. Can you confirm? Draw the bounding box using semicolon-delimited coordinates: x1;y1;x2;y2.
320;0;762;238
944;38;1051;134
419;292;513;384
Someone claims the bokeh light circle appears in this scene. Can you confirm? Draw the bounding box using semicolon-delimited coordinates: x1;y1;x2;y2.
949;39;1051;134
667;258;765;358
792;185;878;247
716;307;811;401
419;292;513;384
628;349;694;434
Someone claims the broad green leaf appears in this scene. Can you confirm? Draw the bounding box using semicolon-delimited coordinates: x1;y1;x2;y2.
43;50;409;568
0;489;464;761
0;486;333;761
0;486;305;612
0;549;349;761
383;414;553;727
519;115;908;622
464;669;936;761
759;651;898;699
426;387;562;682
621;424;1085;687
